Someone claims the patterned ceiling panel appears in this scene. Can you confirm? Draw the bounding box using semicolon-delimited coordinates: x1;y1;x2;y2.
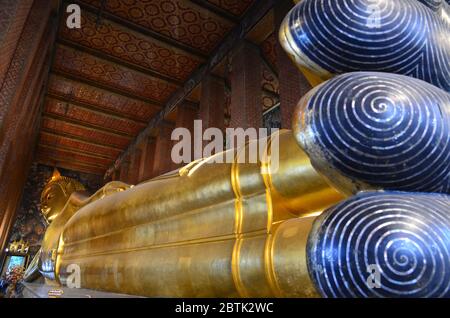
59;10;203;81
44;97;146;135
53;45;179;103
42;117;131;149
206;0;253;17
261;32;277;71
37;0;264;175
37;146;113;167
48;75;160;122
39;132;121;159
80;0;234;53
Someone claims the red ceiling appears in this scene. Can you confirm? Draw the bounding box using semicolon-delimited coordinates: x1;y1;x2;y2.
37;0;280;176
53;45;179;103
44;97;146;135
59;9;203;81
41;117;132;148
80;0;235;53
47;75;160;121
39;132;121;159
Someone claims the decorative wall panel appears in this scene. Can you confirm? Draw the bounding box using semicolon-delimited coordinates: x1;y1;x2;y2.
7;163;103;255
0;0;33;88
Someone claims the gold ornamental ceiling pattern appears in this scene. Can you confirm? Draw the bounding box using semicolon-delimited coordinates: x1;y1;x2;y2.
47;75;160;122
59;9;203;81
37;0;280;175
79;0;234;53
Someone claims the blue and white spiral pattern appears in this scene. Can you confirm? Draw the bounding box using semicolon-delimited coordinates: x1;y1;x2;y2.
417;0;443;11
280;0;450;92
294;72;450;194
307;191;450;298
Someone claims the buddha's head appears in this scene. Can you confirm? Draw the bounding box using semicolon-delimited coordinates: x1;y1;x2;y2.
40;168;86;223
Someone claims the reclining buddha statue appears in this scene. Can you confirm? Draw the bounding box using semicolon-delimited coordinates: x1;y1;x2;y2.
25;0;450;298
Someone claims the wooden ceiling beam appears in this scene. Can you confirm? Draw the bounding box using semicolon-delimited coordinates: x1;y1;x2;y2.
38;143;115;161
36;157;106;175
47;73;162;116
40;130;123;152
37;145;112;169
36;150;108;169
105;0;277;178
42;113;134;138
41;127;126;151
46;93;148;124
71;0;209;60
50;70;165;107
188;0;239;23
56;38;183;86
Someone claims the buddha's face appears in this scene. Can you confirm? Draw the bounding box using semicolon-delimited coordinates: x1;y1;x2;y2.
40;184;68;223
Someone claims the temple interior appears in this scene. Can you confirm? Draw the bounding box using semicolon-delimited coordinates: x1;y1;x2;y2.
0;0;302;296
0;0;449;299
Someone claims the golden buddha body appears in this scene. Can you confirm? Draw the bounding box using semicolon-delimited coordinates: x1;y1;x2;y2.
24;0;450;299
27;130;343;297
